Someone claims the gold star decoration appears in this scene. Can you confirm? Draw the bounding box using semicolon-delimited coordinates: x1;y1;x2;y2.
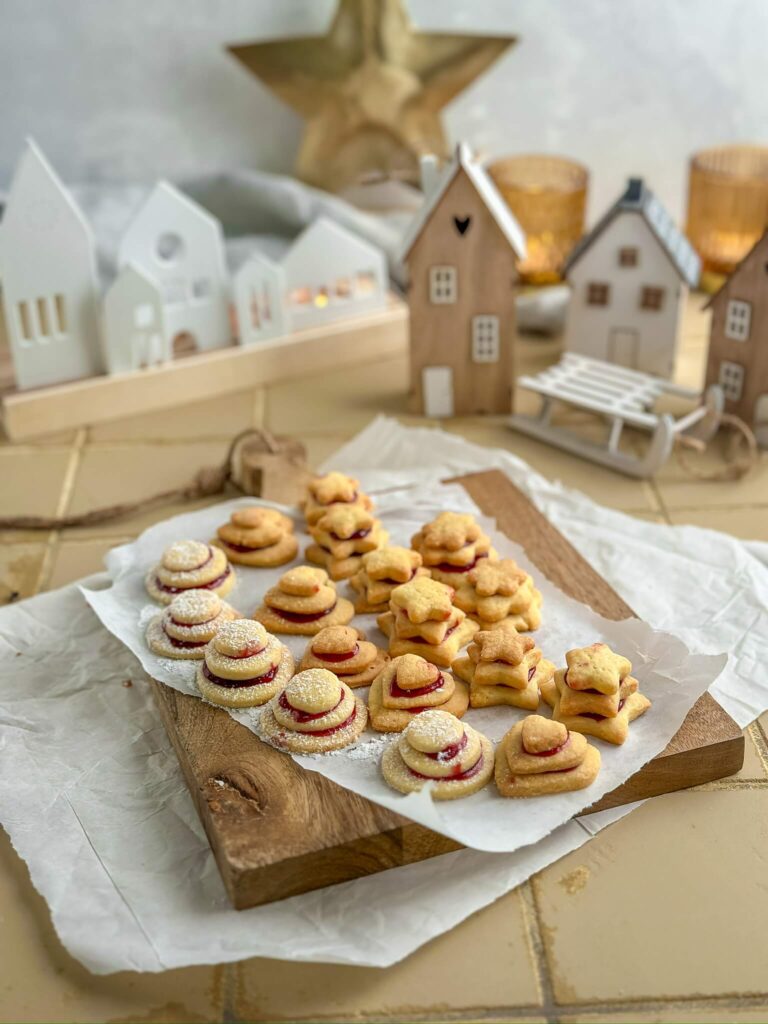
227;0;515;192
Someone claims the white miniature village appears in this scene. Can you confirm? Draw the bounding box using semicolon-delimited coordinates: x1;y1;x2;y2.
0;139;388;392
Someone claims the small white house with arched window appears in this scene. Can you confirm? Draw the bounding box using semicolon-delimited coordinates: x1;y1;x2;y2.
103;264;168;373
233;254;288;346
118;181;230;357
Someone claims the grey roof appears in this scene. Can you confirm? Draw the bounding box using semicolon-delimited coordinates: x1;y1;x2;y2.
564;177;701;287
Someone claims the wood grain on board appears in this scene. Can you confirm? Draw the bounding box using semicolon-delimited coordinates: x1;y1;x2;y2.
151;468;744;909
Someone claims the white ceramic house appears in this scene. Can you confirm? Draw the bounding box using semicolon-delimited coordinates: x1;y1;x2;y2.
233;254;288;346
103;264;168;373
0;139;102;389
118;181;230;356
563;178;701;379
281;217;388;331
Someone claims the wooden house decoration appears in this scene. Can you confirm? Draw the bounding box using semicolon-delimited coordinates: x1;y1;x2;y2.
0;139;103;390
233;254;288;346
281;218;388;331
102;264;168;373
118;181;230;357
703;229;768;446
562;178;701;379
400;143;526;417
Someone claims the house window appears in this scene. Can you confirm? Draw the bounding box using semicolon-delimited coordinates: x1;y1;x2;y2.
718;360;745;402
618;247;638;267
429;265;457;304
725;299;751;341
54;294;67;334
355;271;376;295
17;301;33;345
36;297;51;337
640;286;665;311
471;315;500;363
586;282;610;306
134;304;155;328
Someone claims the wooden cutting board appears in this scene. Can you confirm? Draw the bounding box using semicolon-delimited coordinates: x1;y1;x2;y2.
151;469;744;910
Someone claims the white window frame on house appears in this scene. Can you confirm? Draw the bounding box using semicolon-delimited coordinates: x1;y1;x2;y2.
725;299;752;342
471;315;500;363
718;360;745;402
429;265;457;304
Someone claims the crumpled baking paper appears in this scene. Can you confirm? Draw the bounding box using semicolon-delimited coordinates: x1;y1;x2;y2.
1;416;766;974
0;578;636;973
83;484;725;854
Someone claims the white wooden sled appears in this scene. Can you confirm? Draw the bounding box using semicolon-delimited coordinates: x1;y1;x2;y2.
510;353;724;478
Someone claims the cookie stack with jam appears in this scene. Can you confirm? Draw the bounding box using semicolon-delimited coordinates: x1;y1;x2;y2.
196;619;294;709
453;626;554;710
253;566;354;636
146;590;238;660
213;506;298;567
349;545;429;614
307;504;388;580
145;539;236;605
260;668;368;753
495;715;601;797
540;642;651;745
412;512;496;588
302;471;373;527
377;575;477;668
368;652;469;732
452;557;542;632
299;625;388;687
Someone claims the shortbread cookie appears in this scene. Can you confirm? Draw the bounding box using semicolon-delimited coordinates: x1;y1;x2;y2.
495;715;601;797
377;575;477;667
213;506;298;567
381;710;494;799
260;669;368;753
453;558;543;631
302;471;374;527
299;625;388;688
307;505;389;580
253;565;355;636
540;670;651;745
565;642;633;695
368;654;469;732
196;619;294;708
349;546;430;614
145;540;236;605
412;512;496;587
146;589;239;660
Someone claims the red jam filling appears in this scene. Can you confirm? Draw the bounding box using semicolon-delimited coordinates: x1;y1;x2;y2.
330;527;371;542
389;668;443;699
306;705;358;737
169;614;217;629
163;629;207;650
432;552;489;574
230;641;267;660
408;752;485;781
156;564;231;595
379;570;417;585
527;735;571;758
278;689;344;723
528;665;536;682
222;540;268;554
273;601;336;624
580;698;626;722
408;621;457;645
424;731;468;762
313;643;359;663
202;662;278;689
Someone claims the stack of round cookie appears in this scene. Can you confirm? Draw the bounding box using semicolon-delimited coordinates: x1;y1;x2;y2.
260;669;368;753
299;625;388;687
213;507;298;567
146;539;236;605
253;566;354;635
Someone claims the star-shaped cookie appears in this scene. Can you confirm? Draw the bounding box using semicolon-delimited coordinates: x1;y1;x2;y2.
390;576;455;624
469;559;527;598
474;627;535;666
565;643;632;694
362;545;422;582
418;512;482;552
309;472;359;506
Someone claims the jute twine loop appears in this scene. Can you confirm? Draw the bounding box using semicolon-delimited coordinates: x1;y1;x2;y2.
0;428;282;531
674;412;760;483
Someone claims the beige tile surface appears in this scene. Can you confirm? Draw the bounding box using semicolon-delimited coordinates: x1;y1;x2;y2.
533;790;768;1003
0;541;48;603
561;1006;768;1022
0;447;74;519
234;889;541;1021
46;536;133;590
667;505;768;542
0;829;224;1024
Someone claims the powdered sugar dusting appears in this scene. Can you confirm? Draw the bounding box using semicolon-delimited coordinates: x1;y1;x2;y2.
170;589;222;623
163;539;210;572
212;619;267;653
285;668;343;712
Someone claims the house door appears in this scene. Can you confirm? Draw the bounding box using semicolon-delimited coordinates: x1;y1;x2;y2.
422;366;454;417
755;393;768;447
608;328;639;369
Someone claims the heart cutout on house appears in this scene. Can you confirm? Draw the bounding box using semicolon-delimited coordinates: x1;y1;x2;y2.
453;215;471;236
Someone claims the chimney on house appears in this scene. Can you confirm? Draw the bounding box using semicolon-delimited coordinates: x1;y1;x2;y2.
419;154;441;199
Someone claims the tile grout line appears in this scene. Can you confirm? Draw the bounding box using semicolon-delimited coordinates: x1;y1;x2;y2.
646;474;673;525
34;428;87;593
745;722;768;777
220;961;240;1023
518;879;559;1023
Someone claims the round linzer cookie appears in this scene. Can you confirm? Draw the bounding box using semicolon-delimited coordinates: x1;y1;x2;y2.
494;716;601;797
213;506;299;568
145;539;236;605
260;669;368;753
299;625;388;687
381;709;494;800
196;619;294;708
253;565;354;635
146;589;239;660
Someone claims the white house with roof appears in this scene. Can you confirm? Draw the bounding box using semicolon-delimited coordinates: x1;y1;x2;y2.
0;139;103;389
103;263;168;373
118;181;230;356
563;178;701;379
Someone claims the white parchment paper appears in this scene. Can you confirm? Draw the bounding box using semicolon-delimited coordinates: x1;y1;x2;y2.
83;482;724;854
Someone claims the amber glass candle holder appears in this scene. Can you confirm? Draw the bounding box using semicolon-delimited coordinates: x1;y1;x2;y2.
488;154;588;283
686;145;768;284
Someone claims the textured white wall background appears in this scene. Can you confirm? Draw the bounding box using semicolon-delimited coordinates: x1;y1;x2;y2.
0;0;765;219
